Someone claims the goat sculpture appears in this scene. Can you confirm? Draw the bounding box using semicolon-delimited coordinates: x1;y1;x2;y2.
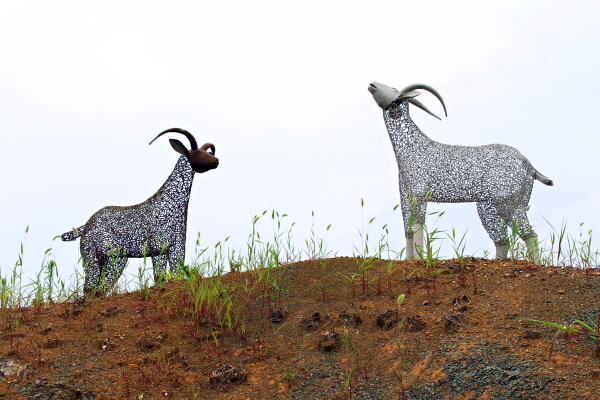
61;128;219;292
368;82;553;261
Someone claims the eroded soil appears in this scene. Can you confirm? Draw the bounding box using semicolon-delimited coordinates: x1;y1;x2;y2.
1;257;600;399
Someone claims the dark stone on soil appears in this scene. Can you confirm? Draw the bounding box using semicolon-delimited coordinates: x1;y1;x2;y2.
136;334;165;351
375;308;399;330
318;331;341;352
409;337;562;400
406;315;427;332
19;382;95;400
452;295;471;305
270;306;288;323
337;310;362;328
209;364;247;384
44;337;66;349
299;312;324;332
445;313;466;332
100;306;120;317
522;330;543;339
96;338;117;351
63;306;84;318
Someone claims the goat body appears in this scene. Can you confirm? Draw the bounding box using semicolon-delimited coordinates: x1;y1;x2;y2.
61;128;218;291
369;82;552;259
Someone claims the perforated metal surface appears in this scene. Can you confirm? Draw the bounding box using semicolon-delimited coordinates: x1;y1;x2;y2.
61;155;194;290
382;100;552;245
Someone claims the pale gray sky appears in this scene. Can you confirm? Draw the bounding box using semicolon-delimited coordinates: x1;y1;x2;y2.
1;1;599;283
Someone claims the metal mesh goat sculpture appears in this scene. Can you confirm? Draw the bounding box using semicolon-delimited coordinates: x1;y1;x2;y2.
61;128;219;292
368;82;553;261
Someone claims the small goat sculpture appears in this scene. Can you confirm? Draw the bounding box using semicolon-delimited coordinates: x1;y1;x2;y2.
368;82;553;261
61;128;219;292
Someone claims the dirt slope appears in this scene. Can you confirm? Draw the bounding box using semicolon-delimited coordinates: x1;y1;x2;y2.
1;257;600;399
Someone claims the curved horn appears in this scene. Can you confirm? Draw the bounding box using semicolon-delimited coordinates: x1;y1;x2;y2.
406;98;441;120
201;143;215;155
400;83;447;117
149;128;198;150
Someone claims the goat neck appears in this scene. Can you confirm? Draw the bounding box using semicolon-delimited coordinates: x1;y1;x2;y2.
149;155;195;205
384;101;433;154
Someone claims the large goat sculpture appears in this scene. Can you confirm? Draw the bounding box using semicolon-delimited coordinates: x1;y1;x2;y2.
368;82;553;261
61;128;219;292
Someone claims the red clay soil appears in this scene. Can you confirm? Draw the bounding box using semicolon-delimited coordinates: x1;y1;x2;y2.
1;257;600;399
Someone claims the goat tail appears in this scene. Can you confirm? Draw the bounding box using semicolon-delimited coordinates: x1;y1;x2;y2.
534;170;554;186
61;225;85;241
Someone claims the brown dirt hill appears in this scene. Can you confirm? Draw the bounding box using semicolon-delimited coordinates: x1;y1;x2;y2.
1;257;600;399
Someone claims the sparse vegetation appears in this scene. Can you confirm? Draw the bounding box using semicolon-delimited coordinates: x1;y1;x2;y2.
1;207;600;398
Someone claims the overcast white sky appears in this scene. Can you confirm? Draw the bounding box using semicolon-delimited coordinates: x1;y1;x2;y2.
1;1;599;284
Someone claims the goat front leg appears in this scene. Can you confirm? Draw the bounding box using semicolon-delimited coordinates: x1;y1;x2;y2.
104;256;128;290
401;196;426;259
167;245;185;277
152;254;168;285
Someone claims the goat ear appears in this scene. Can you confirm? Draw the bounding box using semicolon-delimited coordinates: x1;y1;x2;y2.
398;90;420;100
169;139;189;155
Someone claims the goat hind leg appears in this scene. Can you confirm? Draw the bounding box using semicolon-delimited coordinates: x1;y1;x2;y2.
477;201;508;259
82;249;105;295
513;208;540;263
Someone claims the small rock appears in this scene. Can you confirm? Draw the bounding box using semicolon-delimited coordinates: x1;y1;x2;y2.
270;306;288;323
523;330;543;339
298;312;322;332
100;306;120;317
97;338;118;351
444;313;466;332
209;364;247;384
452;295;471;305
422;301;429;306
506;313;518;318
0;360;27;377
70;307;84;316
406;315;427;332
591;370;600;380
337;310;362;328
45;337;66;349
375;309;399;331
435;300;442;305
557;290;565;295
318;331;341;352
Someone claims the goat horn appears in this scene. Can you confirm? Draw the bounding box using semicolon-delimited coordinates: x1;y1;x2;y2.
149;128;199;150
400;83;447;117
406;98;442;120
201;143;216;155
